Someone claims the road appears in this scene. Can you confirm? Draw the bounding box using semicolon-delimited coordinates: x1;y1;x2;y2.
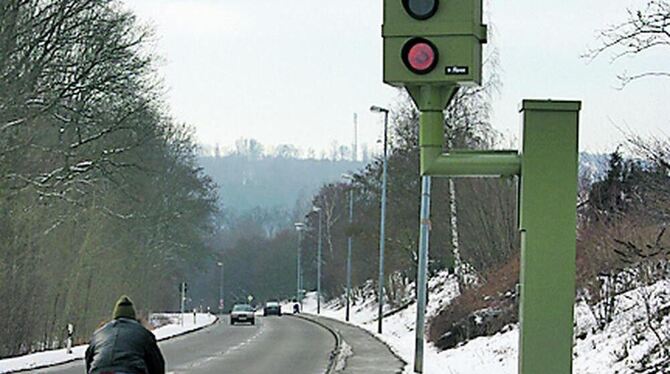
32;315;334;374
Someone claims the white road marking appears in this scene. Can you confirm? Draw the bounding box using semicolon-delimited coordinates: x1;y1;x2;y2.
169;321;270;372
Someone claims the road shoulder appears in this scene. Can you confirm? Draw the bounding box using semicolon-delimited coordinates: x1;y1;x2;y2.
297;314;406;374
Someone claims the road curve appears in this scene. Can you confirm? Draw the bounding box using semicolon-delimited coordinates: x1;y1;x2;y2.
31;315;334;374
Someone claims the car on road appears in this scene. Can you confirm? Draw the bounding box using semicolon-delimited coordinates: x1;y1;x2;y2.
263;301;282;316
230;304;255;325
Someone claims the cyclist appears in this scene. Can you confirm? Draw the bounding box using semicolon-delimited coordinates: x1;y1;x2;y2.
85;296;165;374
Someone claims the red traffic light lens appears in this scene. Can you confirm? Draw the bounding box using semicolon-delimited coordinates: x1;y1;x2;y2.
403;0;439;20
402;38;438;74
408;43;435;70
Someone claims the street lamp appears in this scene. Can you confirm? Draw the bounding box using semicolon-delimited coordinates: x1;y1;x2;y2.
370;104;389;334
294;222;306;308
342;173;355;322
312;206;323;314
217;262;224;314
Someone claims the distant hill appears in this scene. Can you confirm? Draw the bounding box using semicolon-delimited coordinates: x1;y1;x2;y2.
199;152;608;215
199;155;364;213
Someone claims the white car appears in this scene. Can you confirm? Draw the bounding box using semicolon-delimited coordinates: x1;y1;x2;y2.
230;304;255;325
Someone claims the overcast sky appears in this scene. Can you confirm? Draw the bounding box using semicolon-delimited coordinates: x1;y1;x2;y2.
124;0;668;155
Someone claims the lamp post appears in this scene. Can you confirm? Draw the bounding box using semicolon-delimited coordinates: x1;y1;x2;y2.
217;262;223;314
312;206;323;314
342;174;355;322
294;222;306;307
370;105;389;334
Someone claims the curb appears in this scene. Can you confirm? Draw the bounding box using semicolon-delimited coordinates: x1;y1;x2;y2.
303;313;408;373
1;315;219;374
289;314;344;374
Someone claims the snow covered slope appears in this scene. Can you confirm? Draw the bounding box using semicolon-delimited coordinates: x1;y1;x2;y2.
303;273;670;374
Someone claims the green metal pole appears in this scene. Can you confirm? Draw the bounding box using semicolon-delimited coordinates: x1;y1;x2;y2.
414;85;520;178
419;110;443;175
518;100;580;374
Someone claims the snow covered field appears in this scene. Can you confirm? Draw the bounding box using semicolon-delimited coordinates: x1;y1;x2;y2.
0;313;217;373
302;272;670;374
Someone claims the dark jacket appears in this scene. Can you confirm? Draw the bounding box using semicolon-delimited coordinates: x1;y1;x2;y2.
85;318;165;374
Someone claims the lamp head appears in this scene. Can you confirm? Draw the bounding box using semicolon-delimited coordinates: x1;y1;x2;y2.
370;105;389;113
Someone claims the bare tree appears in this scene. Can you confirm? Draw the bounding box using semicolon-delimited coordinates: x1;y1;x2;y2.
0;0;218;357
586;0;670;86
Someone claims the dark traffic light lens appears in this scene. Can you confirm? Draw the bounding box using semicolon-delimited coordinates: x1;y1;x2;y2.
402;38;438;74
403;0;439;20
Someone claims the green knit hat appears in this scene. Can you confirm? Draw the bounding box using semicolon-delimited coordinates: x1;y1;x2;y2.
113;295;136;320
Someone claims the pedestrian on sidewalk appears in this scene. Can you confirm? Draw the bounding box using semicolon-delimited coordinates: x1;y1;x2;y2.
85;295;165;374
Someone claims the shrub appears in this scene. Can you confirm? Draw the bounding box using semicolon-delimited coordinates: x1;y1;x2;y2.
428;253;519;350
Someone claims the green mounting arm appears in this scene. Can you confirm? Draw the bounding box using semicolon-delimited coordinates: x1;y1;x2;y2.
414;86;520;177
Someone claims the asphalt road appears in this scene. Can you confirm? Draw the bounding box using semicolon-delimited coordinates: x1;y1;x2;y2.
32;315;334;374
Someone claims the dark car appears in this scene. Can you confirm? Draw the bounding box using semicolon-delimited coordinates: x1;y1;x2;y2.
230;304;255;325
263;301;282;316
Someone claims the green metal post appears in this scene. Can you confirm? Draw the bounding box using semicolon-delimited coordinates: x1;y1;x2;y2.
518;100;580;374
419;110;444;175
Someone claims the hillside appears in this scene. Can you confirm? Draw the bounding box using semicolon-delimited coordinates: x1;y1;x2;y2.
200;152;606;215
199;155;364;214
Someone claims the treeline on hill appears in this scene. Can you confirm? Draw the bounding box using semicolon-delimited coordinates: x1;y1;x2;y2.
0;1;217;357
199;142;362;213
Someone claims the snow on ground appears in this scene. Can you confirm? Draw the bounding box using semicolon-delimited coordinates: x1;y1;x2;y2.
150;312;217;340
0;313;217;374
303;272;670;374
572;280;670;374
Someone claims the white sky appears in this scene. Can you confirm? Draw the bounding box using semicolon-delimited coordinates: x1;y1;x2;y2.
124;0;668;155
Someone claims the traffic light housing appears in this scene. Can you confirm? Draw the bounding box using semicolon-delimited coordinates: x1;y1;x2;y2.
383;0;487;87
